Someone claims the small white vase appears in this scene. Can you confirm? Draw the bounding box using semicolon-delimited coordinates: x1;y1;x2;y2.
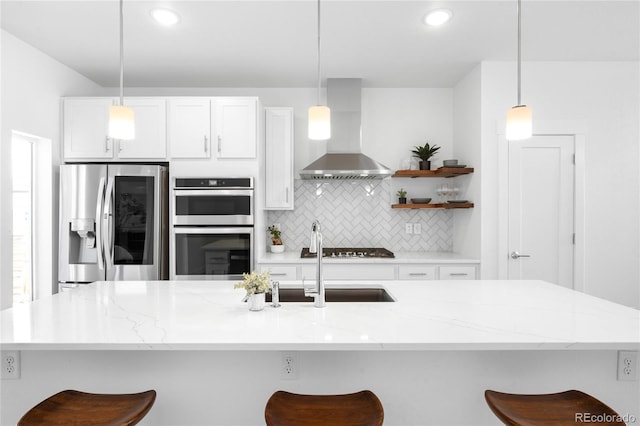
270;244;285;253
248;293;266;311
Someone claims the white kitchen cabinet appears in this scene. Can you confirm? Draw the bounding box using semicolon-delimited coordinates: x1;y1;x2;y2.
439;265;477;280
300;264;396;281
63;98;114;160
117;98;167;159
168;98;211;158
398;265;437;280
212;98;257;159
264;107;294;210
259;266;297;280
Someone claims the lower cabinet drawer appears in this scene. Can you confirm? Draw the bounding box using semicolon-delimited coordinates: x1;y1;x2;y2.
301;264;396;281
259;266;297;280
398;265;437;280
439;265;477;280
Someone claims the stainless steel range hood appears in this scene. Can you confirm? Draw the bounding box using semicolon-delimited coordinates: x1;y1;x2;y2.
300;78;392;180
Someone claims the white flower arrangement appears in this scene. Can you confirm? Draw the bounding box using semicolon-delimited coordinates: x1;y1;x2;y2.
234;271;272;296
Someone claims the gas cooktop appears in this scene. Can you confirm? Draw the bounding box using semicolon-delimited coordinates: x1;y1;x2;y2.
300;247;395;259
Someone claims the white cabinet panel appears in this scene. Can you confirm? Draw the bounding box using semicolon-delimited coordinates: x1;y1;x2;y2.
301;264;396;281
264;107;294;210
63;98;114;160
168;98;211;158
119;98;167;159
439;265;477;280
213;98;257;159
259;266;297;280
398;265;437;280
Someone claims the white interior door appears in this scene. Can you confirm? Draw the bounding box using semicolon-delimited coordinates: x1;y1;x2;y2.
508;135;575;288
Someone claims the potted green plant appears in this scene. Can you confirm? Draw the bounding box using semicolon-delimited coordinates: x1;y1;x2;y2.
411;142;441;170
397;188;407;204
267;225;284;253
234;270;272;311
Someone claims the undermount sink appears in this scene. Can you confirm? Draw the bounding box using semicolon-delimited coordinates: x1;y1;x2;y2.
265;286;396;303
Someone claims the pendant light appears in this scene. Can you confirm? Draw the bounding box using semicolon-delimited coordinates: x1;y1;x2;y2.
108;0;135;140
505;0;532;140
308;0;330;140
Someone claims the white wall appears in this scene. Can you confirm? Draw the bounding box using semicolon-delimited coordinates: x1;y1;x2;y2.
1;350;636;425
0;30;105;309
452;65;482;259
479;61;639;308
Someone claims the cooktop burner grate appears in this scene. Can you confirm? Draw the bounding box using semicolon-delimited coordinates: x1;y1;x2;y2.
300;247;395;259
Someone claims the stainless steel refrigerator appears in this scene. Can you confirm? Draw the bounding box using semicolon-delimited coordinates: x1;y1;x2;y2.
58;164;168;291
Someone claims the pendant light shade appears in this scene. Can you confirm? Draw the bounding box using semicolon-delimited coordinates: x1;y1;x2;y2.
108;0;135;141
108;105;135;140
506;105;532;140
308;105;331;140
308;0;330;140
505;0;531;140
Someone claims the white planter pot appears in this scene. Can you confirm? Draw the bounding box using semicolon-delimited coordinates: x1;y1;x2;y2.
270;244;285;253
248;293;266;311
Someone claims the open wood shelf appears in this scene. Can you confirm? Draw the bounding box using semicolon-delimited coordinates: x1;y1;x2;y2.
392;167;474;178
391;202;474;209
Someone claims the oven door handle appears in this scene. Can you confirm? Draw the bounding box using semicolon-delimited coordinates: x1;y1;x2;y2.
172;227;254;235
172;189;254;197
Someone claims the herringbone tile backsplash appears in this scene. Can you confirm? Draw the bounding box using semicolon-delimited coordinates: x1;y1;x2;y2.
266;179;452;252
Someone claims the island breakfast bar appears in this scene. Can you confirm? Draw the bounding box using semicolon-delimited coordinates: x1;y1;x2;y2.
1;279;639;424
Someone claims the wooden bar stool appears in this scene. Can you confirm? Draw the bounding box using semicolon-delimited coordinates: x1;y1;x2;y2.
18;389;156;426
484;389;625;426
265;390;384;426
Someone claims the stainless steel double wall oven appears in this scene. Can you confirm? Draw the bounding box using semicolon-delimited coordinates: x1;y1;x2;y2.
171;178;254;280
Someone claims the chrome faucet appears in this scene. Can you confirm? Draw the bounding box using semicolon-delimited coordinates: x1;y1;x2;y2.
305;220;326;308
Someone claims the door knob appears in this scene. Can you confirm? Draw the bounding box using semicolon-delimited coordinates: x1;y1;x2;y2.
511;251;531;259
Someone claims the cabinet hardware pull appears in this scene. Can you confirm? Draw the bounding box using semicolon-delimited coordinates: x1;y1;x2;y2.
204;135;208;153
217;135;222;154
105;136;110;152
449;273;468;276
285;187;289;203
270;273;287;276
118;140;123;153
510;251;531;259
409;273;427;276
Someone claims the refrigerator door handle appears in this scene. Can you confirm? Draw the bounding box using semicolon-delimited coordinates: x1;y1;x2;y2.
104;177;115;271
95;177;106;270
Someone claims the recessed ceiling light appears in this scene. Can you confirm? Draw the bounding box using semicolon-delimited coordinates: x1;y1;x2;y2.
150;8;180;26
423;9;452;27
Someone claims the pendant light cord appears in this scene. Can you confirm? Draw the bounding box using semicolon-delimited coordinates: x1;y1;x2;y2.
316;0;322;105
516;0;522;106
119;0;125;106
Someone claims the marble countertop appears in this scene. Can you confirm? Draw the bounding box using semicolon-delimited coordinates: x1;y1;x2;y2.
259;251;480;264
2;280;638;351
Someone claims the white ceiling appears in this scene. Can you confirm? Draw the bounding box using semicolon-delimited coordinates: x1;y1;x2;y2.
1;0;638;88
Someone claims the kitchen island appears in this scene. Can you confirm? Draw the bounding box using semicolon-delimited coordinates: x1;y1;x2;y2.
1;280;639;425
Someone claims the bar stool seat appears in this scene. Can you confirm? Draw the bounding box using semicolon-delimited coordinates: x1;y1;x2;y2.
265;390;384;426
484;389;625;426
18;389;156;426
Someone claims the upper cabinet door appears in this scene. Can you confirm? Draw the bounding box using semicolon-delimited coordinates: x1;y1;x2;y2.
118;99;167;159
63;98;115;160
264;107;294;210
168;98;211;159
213;98;257;159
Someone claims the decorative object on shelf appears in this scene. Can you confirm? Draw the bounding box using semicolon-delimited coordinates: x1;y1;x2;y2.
108;0;135;140
411;142;441;170
267;225;285;253
308;0;330;140
411;198;431;204
397;188;407;204
505;0;532;140
235;271;272;311
442;159;458;167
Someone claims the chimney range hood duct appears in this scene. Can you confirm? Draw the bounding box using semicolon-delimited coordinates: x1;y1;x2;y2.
300;78;392;180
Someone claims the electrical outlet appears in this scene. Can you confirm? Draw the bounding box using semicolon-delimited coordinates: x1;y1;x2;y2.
281;353;298;380
413;223;422;234
405;223;413;234
1;351;20;379
617;351;638;381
